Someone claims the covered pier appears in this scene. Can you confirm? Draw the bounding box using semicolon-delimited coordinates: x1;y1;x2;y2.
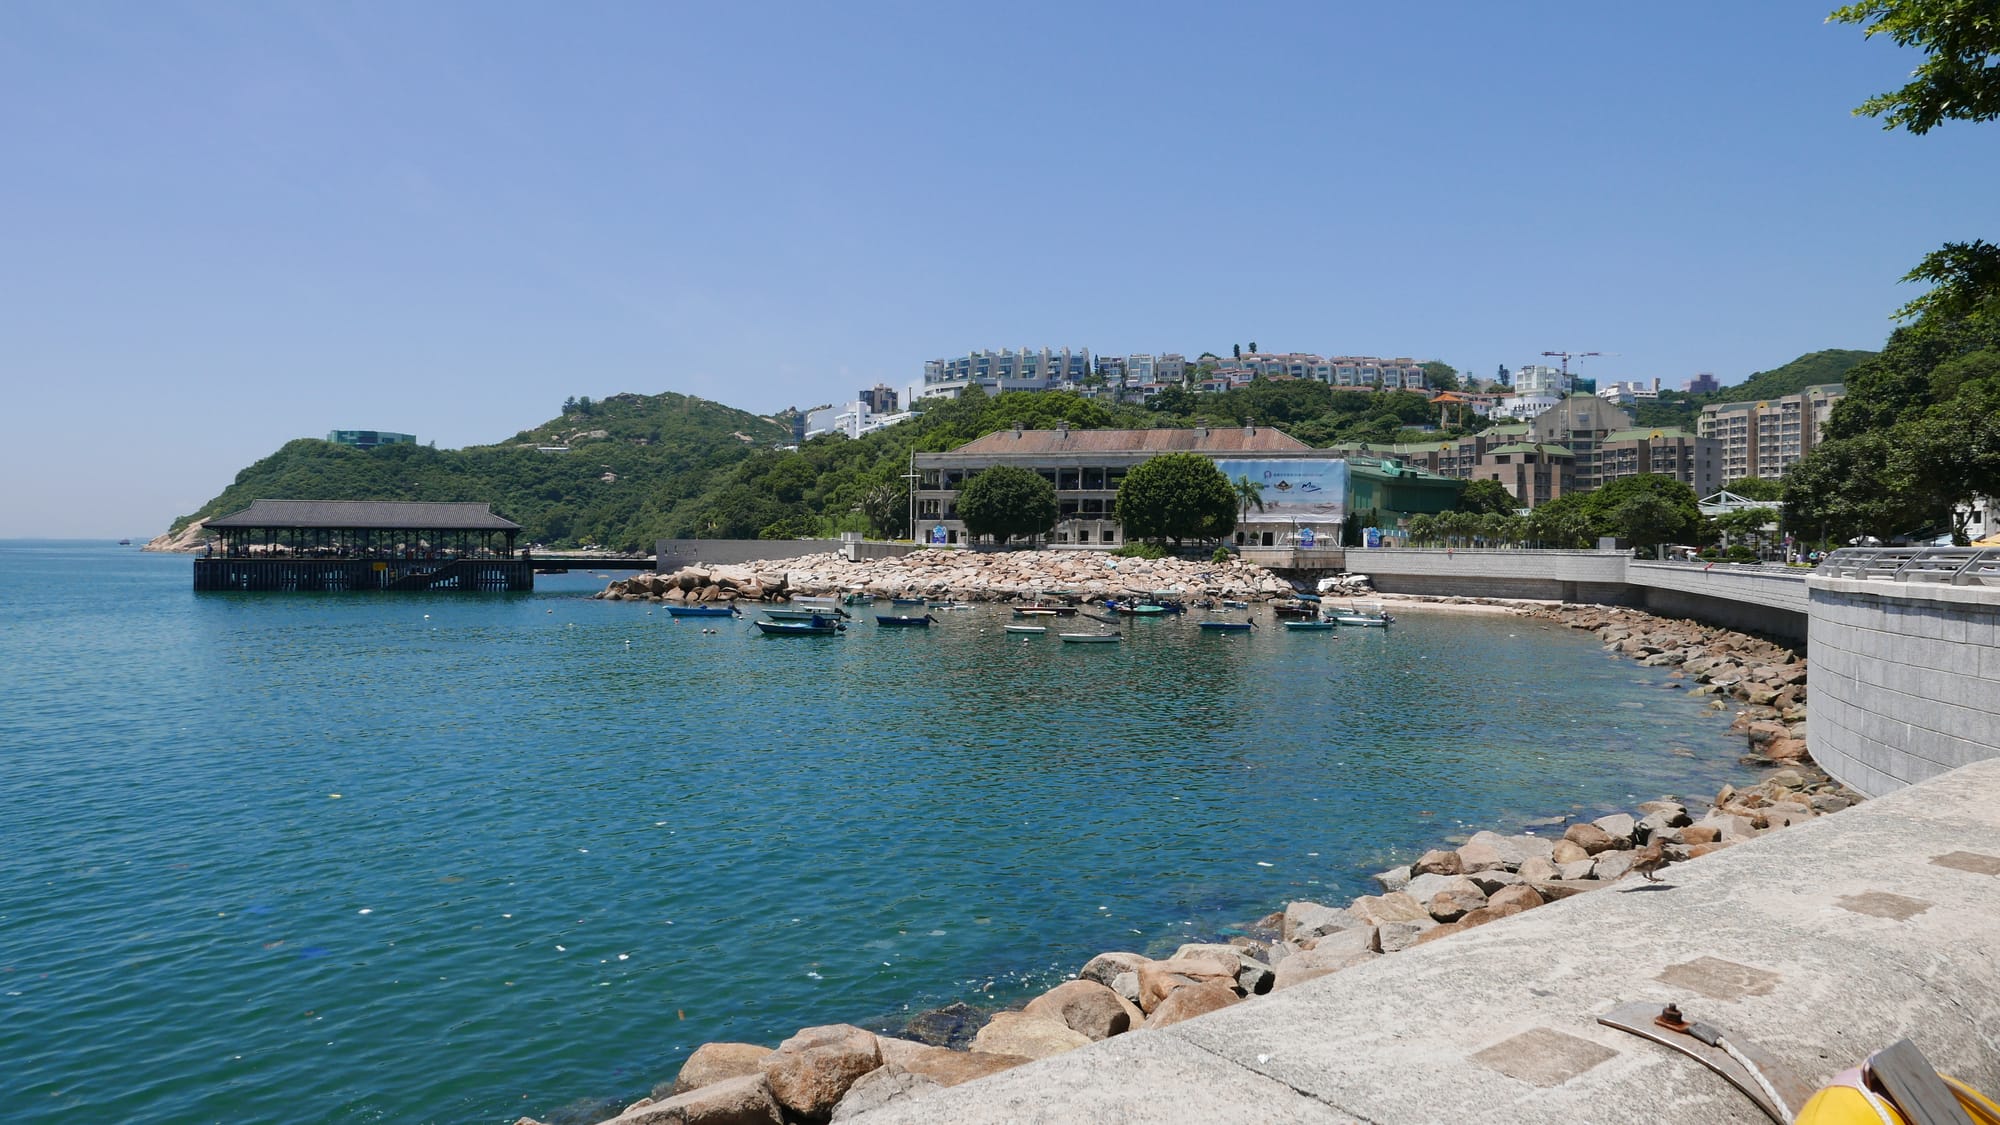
193;499;533;592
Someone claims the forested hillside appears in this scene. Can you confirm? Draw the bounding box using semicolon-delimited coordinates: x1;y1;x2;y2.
1631;349;1876;429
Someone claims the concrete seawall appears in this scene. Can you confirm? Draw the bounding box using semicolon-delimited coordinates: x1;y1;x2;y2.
1808;576;2000;796
853;758;2000;1124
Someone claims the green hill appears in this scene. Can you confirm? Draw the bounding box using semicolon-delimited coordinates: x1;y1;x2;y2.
172;392;791;550
1632;349;1876;430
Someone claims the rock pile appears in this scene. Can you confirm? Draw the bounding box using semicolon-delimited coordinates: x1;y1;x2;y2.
1530;604;1812;764
595;550;1297;605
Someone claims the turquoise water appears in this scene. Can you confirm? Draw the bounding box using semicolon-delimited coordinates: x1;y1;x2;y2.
1;541;1761;1123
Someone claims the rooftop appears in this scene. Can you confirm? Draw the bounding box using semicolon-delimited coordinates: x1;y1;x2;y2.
205;499;522;531
949;426;1311;456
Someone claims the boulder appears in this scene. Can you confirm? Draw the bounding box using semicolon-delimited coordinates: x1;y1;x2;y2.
1636;799;1690;822
609;1074;783;1125
1516;856;1560;883
1591;813;1637;843
968;1012;1090;1060
1146;980;1242;1028
1487;884;1545;912
1550;839;1591;865
900;1002;985;1049
1593;851;1636;882
1136;955;1237;1013
1562;823;1617;855
1413;921;1470;946
1679;824;1721;845
1454;841;1509;873
1764;737;1810;763
1023;979;1141;1041
1745;720;1788;745
1076;952;1148;991
674;1043;775;1095
1462;831;1555;867
873;1039;1032;1088
1687;841;1735;859
1282;901;1358;943
759;1024;882;1122
1109;971;1141;1006
1349;891;1431;926
1371;866;1413;893
1401;872;1460;906
1528;879;1604;901
1374;918;1439;952
1556;858;1596;880
1303;923;1379;959
829;1066;940;1123
1413;849;1463;876
1426;877;1490;923
1466;869;1525;895
1693;813;1757;842
1273;947;1378;990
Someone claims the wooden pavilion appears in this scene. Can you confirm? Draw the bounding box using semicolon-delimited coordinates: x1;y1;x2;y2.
193;499;532;592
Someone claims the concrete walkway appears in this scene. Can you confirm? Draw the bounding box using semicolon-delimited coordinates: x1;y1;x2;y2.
855;758;2000;1123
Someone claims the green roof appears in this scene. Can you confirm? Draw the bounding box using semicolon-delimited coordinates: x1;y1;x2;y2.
1486;443;1574;458
1348;457;1460;483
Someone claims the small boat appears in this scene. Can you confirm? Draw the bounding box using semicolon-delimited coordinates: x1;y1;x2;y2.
1332;603;1395;627
1080;609;1123;625
876;614;937;627
792;595;841;607
763;606;849;621
1271;602;1317;620
931;602;975;611
1003;624;1047;635
1220;599;1249;610
841;592;875;605
666;604;738;618
1059;631;1121;644
1013;608;1060;618
118;538;133;546
755;615;844;636
1108;600;1168;616
890;597;928;606
1283;619;1338;632
1014;604;1077;617
1198;620;1254;632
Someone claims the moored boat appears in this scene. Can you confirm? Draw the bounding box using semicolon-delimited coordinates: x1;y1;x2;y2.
889;596;928;606
666;604;738;618
876;614;937;627
1271;601;1318;620
1013;604;1077;617
762;606;850;621
1283;619;1338;631
1331;603;1394;627
1198;620;1254;632
841;592;875;605
754;614;844;636
1003;624;1047;635
1059;631;1121;644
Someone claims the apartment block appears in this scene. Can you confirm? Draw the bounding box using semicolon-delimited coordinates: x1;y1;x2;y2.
1697;385;1845;480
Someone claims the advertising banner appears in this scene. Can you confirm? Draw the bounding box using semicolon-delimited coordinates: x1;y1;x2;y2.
1211;459;1347;524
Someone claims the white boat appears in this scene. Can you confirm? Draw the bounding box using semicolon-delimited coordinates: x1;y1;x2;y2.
1059;632;1121;644
1003;624;1047;635
791;595;840;607
763;606;849;621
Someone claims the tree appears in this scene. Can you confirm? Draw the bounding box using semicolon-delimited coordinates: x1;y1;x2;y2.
1722;476;1785;501
956;465;1057;546
1115;453;1237;547
1829;1;2000;135
1232;475;1266;523
1457;478;1517;516
1832;1;2000;327
858;481;909;540
1592;474;1704;553
1421;361;1460;392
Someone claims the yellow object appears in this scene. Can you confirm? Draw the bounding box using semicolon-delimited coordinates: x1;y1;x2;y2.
1793;1066;2000;1124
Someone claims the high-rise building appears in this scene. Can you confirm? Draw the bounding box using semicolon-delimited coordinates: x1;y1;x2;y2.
1697;385;1845;481
1686;372;1720;394
857;384;899;414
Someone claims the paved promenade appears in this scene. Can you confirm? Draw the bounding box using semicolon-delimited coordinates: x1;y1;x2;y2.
855;758;2000;1123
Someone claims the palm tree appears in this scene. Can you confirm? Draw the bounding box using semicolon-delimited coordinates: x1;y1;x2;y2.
1233;476;1266;525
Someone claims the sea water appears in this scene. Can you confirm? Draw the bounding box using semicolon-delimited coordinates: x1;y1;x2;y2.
0;541;1764;1123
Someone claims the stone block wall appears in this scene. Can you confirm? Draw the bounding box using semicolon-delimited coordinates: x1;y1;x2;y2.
1807;576;2000;794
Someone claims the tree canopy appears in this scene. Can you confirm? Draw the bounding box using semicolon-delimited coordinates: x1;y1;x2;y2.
955;465;1057;546
1455;478;1518;516
1530;475;1704;553
1115;453;1237;547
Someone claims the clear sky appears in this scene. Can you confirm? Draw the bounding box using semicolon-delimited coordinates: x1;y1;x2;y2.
4;1;1995;537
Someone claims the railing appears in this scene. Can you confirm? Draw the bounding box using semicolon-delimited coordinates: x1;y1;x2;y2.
1630;558;1811;580
1818;546;2000;586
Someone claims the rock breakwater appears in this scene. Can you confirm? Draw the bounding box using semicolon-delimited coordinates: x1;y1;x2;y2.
593;549;1302;606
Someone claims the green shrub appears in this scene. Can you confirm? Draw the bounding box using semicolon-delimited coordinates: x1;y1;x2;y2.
1211;546;1233;564
1112;541;1169;559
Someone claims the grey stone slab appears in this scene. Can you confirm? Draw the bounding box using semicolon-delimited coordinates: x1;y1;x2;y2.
843;1032;1359;1124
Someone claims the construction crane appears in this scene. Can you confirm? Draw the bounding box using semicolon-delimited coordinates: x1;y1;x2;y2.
1540;350;1602;376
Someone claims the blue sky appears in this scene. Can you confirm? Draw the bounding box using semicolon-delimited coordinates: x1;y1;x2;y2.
3;1;1995;536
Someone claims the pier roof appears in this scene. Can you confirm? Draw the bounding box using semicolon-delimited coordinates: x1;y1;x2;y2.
205;499;521;531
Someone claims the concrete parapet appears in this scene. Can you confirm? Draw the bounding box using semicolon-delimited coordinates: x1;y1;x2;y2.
1808;575;2000;794
1354;549;1637;604
852;759;2000;1124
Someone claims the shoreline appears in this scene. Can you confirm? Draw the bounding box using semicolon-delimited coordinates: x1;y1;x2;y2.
542;579;1847;1125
